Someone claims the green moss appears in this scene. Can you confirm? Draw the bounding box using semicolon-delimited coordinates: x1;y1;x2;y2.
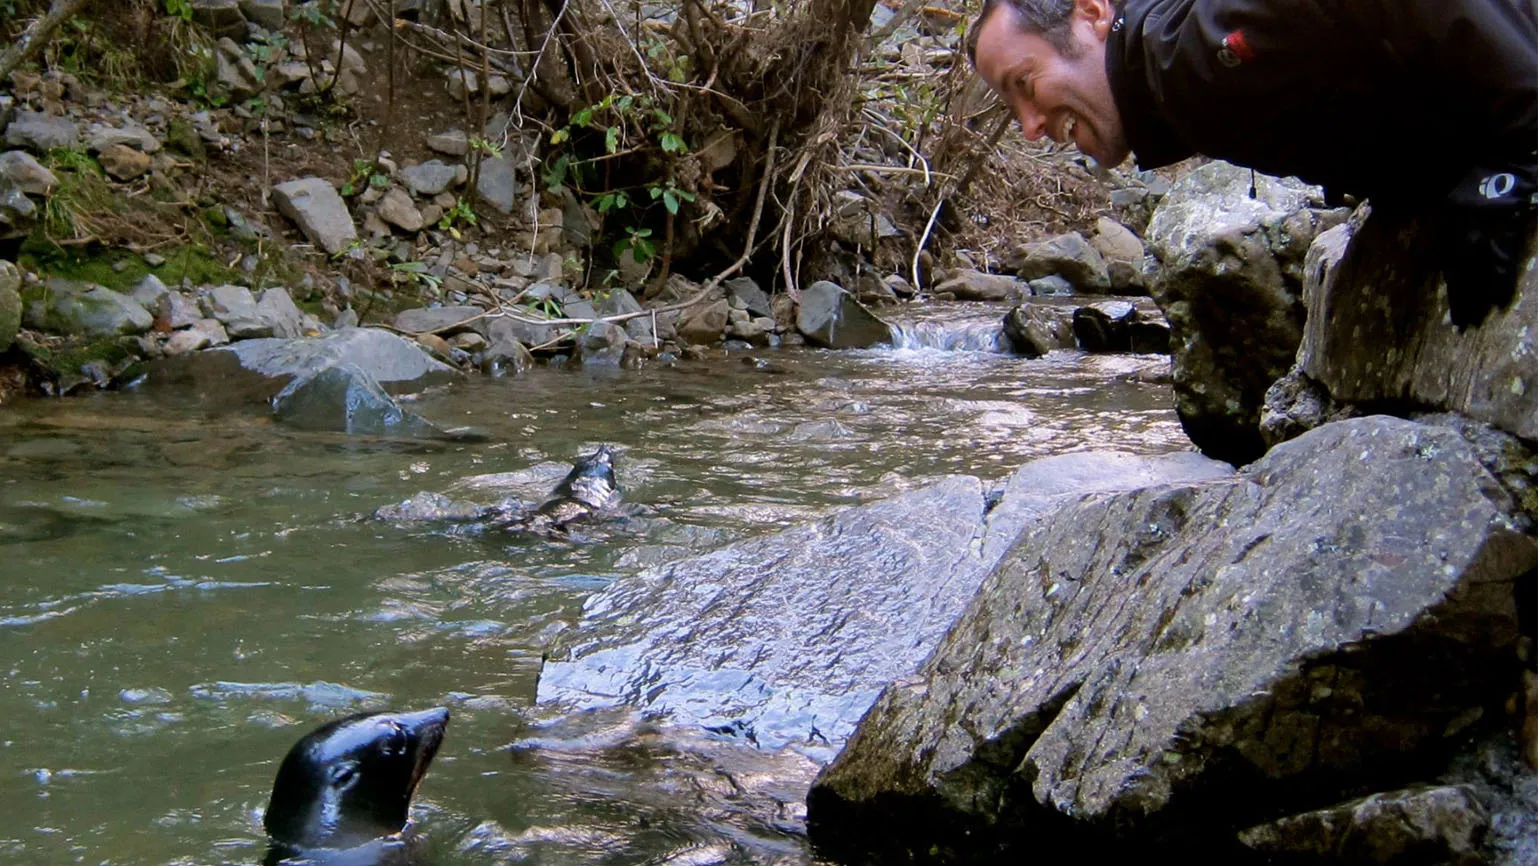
25;334;139;378
18;243;244;293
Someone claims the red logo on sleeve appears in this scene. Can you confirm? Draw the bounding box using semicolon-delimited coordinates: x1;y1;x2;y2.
1217;29;1255;68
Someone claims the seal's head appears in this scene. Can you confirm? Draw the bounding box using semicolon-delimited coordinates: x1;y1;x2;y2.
264;707;449;853
543;445;620;512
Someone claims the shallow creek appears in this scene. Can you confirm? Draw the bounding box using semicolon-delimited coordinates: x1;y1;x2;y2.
0;304;1191;864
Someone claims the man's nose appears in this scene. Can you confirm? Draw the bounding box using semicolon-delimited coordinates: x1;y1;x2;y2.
1014;102;1047;140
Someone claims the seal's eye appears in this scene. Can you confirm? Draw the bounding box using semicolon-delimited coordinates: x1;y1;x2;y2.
379;721;406;757
329;761;359;788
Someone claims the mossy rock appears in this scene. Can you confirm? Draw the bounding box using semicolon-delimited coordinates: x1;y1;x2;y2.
0;260;21;352
21;280;153;337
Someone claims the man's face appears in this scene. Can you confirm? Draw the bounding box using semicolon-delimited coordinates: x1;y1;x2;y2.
973;1;1129;168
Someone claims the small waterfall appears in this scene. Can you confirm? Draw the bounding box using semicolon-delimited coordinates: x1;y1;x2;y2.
886;319;1010;353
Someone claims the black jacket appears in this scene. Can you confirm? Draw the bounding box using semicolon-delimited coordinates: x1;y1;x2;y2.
1106;0;1538;207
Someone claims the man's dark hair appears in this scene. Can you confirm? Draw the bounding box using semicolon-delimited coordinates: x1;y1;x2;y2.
965;0;1077;66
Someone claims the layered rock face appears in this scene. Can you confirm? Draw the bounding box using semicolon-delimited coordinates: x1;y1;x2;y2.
808;416;1532;862
1264;205;1537;446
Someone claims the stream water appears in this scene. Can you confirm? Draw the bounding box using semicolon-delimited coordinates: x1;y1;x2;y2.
0;304;1192;865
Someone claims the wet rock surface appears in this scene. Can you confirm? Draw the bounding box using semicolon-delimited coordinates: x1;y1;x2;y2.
796;280;892;349
1236;784;1488;865
809;416;1532;863
1145;161;1348;466
537;450;1231;761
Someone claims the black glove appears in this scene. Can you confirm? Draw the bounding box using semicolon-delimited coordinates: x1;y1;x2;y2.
1439;164;1536;330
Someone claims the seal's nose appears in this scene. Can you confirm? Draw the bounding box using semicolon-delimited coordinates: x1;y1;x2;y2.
395;707;450;739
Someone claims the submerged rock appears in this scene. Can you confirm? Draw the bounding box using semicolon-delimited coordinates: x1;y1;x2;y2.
808;416;1531;862
1237;785;1488;865
537;450;1230;760
272;363;447;437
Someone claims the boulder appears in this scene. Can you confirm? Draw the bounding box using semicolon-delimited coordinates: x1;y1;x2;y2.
475;153;518;214
1286;204;1536;444
1072;299;1137;352
237;0;287;30
0;261;20;352
98;144;152;180
809;417;1531;862
1010;231;1110;292
401;160;459;198
0;187;35;239
272;177;358;256
1091;216;1150;294
797;281;892;349
376;187;424;233
4;110;77;153
676;299;729;345
576;320;627;365
538;451;1232;760
393;305;483;336
1002;303;1074;358
209;328;454;395
1027;274;1076;296
254;287;307;339
426;128;470;157
22;280;153;337
214;37;261;97
725;276;772;318
1238;785;1488;865
205;284;269;338
191;0;248;39
272;363;447;437
1145;160;1348;466
934;269;1029;302
84;122;161;154
0;150;57;195
597;288;652;344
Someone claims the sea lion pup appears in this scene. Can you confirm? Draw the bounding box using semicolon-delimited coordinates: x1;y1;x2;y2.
263;707;449;866
528;444;622;530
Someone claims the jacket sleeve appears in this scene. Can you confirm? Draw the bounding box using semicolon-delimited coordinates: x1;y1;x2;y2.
1344;0;1537;195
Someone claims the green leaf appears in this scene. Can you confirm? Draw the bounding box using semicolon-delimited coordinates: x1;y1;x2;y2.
550;128;569;145
605;126;620;154
613;238;631;259
631;227;652;238
543;155;570;191
649;186;663;200
572;107;593;127
659;132;686;154
617;95;634;112
676;189;696;202
663;190;679;214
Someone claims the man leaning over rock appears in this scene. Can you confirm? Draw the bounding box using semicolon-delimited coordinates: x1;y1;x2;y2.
967;0;1538;329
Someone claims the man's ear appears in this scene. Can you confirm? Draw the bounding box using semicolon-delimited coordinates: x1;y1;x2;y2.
1074;0;1117;39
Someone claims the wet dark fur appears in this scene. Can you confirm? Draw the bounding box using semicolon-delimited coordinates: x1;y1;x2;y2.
263;708;449;866
496;445;622;535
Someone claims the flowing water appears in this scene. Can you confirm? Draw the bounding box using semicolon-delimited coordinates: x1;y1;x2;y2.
0;304;1191;865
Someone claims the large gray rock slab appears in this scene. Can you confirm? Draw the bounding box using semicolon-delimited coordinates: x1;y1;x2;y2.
393;305;484;335
237;0;286;30
1291;205;1536;443
272;363;446;438
796;280;892;349
272;177;358;256
1146;161;1348;465
809;416;1532;861
205;284;268;338
537;450;1232;761
475;153;518;214
84;122;161;154
220;328;452;391
22;280;153;337
4;110;78;152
